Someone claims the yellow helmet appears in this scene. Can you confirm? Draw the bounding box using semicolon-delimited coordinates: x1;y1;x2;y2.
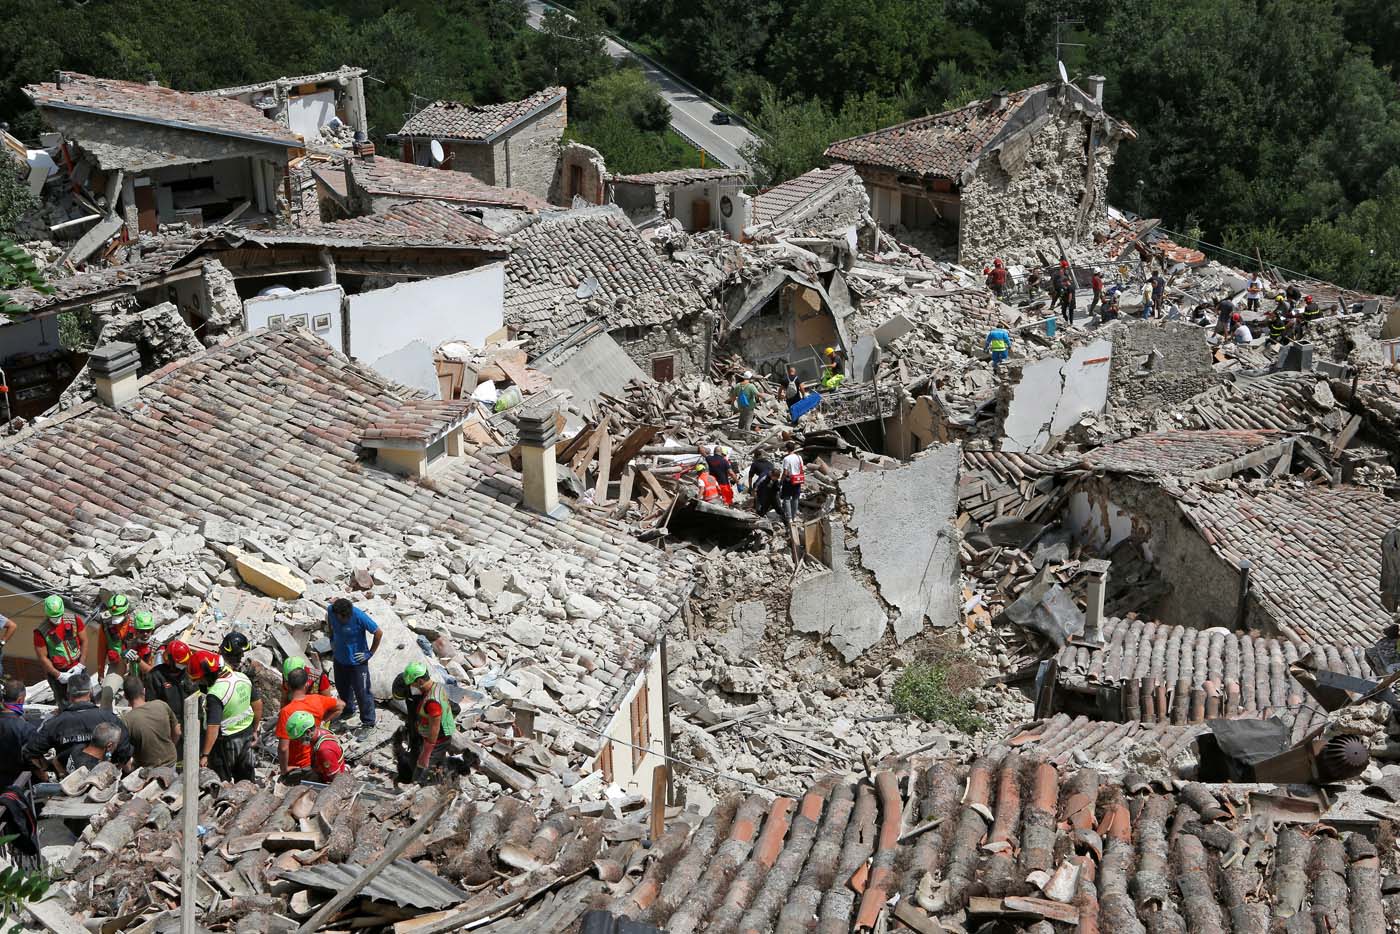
824;347;836;356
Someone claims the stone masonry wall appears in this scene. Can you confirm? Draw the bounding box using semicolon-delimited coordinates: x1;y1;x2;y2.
551;141;607;206
958;107;1119;266
450;142;496;184
493;97;567;201
612;315;707;378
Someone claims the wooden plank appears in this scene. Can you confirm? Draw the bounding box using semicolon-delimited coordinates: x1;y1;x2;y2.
181;692;201;934
614;467;636;518
295;791;456;934
570;422;606;475
609;426;660;479
649;765;669;843
639;469;668;501
593;427;613;504
555;420;596;464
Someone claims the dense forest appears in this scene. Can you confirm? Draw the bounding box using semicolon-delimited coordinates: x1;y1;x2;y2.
1;0;1398;292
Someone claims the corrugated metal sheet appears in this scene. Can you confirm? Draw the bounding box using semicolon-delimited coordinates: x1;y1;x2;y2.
282;858;468;910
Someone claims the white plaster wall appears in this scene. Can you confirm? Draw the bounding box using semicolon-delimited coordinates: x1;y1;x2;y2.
287;90;336;139
347;263;505;397
243;284;345;352
593;644;667;794
1068;488;1138;553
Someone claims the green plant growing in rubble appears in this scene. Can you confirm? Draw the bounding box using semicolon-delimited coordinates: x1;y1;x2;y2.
892;656;986;734
0;835;50;932
0;240;50;319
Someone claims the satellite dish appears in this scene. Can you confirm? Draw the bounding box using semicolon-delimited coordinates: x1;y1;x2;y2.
430;139;446;165
1057;60;1069;84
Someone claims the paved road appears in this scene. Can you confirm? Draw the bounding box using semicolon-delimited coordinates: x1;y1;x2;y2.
525;0;757;173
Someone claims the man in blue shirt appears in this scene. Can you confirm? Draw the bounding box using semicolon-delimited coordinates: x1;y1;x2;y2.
326;598;382;728
984;326;1013;373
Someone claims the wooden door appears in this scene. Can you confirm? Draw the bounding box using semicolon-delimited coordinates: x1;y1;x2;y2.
651;354;675;382
691;197;711;230
134;184;158;234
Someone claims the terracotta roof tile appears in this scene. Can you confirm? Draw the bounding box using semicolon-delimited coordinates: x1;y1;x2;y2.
1075;429;1289;477
26;72;301;146
609;168;743;186
1175;371;1340;433
344;157;547;211
362;399;475;443
260;200;504;249
750;164;858;227
397;87;565;143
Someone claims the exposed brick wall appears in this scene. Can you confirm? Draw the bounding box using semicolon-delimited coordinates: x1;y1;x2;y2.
958;107;1120;266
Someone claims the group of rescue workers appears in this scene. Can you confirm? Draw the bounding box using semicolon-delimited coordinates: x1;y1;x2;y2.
692;439;807;528
3;593;462;789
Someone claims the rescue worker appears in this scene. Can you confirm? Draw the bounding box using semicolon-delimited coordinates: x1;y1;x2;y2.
281;652;334;704
276;667;344;776
780;365;805;424
390;672;423;782
97;593;134;679
1150;272;1166;316
121;611;158;678
1300;294;1323;333
748;450;779;521
694;462;721;503
219;631;251;671
1048;260;1068;305
1088;268;1105;318
705;444;736;506
1246;273;1264;311
191;650;260;782
22;674;132;775
403;661;455;784
1268;295;1291;344
730;371;760;432
779;440;804;527
0;678;37;787
984;323;1013;373
33;595;86;709
146;638;192;717
326;598;381;729
283;710;346;783
820;348;845;391
985;258;1008;296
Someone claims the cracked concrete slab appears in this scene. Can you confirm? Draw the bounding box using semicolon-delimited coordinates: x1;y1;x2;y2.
714;600;768;663
789;530;886;662
1003;338;1113;452
843;443;961;643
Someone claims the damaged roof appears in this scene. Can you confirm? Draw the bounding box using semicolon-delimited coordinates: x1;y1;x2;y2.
609;168;744;186
337;156;548;211
199;65;367;98
1171;482;1400;647
234;199;506;250
25;72;302;147
825;81;1129;182
1073;429;1291;479
504;206;708;340
363;398;477;445
1175;371;1343;434
396;87;565;143
0;330;690;712
1;236;207;317
1055;616;1370;735
750;164;859;228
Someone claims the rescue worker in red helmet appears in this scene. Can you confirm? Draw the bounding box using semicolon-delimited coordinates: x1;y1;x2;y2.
985;257;1008;297
191;650;261;781
146;638;192;719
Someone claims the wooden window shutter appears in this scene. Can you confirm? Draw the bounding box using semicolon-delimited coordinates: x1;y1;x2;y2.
630;682;650;768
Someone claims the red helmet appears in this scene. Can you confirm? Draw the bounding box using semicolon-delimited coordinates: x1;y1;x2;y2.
1059;259;1069;267
1304;295;1313;303
188;650;221;681
993;258;1003;267
983;267;991;275
166;639;192;666
1231;312;1242;322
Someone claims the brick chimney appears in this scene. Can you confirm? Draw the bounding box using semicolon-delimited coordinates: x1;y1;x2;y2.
1084;75;1106;106
990;88;1010;111
88;342;141;409
517;407;561;516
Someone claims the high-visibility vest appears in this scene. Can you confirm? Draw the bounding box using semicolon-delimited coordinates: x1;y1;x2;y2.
208;671;255;736
1270;318;1288;335
988;337;1008;352
416;682;456;739
697;473;720;501
1303;303;1322;319
42;618;82;669
310;730;346;777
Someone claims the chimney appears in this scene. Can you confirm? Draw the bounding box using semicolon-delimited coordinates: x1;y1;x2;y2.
1084;75;1105;106
1080;558;1110;646
88;342;141;409
353;132;375;162
990;88;1009;111
517;407;561;517
145;74;160;87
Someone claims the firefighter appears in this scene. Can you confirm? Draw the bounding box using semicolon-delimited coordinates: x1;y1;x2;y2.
190;650;261;782
403;661;455;784
283;710;346;782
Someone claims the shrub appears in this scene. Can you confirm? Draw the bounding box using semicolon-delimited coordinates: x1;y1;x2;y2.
891;656;986;734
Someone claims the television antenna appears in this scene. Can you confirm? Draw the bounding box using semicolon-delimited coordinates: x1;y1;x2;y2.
1054;14;1086;77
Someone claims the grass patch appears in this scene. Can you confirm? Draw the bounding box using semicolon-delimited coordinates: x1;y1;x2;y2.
891;649;987;734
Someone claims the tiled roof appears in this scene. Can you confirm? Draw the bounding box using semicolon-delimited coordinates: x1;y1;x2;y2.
750;164;858;227
1004;713;1207;764
825;84;1052;180
345;157;548;211
609;168;743;186
1174;372;1340;433
1055;616;1370;734
1172;482;1400;647
1074;429;1289;478
396;87;565;143
247;200;505;249
1;236;207;316
504;207;708;339
26;73;301;147
0;330;689;711
362;399;476;444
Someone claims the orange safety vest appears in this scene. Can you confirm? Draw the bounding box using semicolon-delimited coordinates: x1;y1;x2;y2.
42;618;83;670
697;473;720;502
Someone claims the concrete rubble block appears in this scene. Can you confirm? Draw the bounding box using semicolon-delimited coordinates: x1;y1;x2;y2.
564;593;605;621
200;518;241;545
714;601;768;664
506;617;547;648
842;443;962;643
790;531;887;663
717;666;767;696
232;552;306;601
355;598;433;700
1003;338;1113;452
82;553;114;578
478;570;506;601
170;533;205;557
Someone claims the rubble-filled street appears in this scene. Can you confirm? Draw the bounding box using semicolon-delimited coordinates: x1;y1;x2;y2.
3;54;1400;934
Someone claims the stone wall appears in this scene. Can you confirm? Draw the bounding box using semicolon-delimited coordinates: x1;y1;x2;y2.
1106;319;1219;416
449;142;496;184
57;302;204;410
54;111;290;172
958;107;1120;266
612;314;707;378
493;97;567;200
551;141;607;206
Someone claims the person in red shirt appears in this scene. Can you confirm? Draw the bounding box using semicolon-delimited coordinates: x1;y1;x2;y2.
1088;267;1105;319
34;596;86;709
985;258;1008;297
283;711;345;782
276;668;344;774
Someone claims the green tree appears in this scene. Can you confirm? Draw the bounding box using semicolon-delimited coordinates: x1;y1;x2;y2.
524;8;611;91
567;65;701;174
573;67;669;131
0;157;36;240
741;89;903;186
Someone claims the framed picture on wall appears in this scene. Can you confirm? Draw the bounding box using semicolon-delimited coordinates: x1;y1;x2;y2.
289;314;309;328
313;313;332;332
266;314;286;328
